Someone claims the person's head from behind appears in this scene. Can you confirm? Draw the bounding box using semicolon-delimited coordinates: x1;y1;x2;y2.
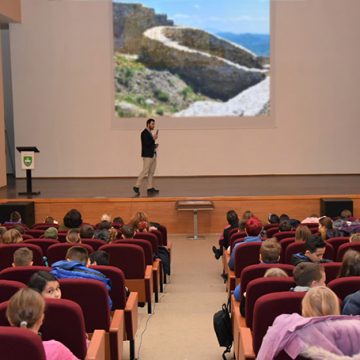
63;209;83;229
79;224;95;239
113;217;124;226
338;249;360;278
319;216;333;230
44;227;58;240
6;288;45;333
66;246;89;266
0;226;7;242
260;239;281;263
2;229;23;244
28;271;61;299
137;221;149;232
293;262;326;288
268;213;280;225
340;209;352;220
279;220;292;232
239;210;254;230
302;286;340;317
350;233;360;243
146;118;155;130
122;225;135;239
226;210;239;227
66;229;81;244
12;247;33;267
44;216;56;224
10;211;22;223
89;250;110;266
305;235;326;262
100;214;111;223
279;214;290;223
245;217;262;237
98;220;111;231
295;225;312;243
264;267;288;278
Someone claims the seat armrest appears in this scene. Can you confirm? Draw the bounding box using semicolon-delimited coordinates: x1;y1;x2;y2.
125;292;138;339
109;310;124;360
86;329;106;360
238;327;255;360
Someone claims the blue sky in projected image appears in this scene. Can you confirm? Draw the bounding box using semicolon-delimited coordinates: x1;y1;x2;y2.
114;0;270;34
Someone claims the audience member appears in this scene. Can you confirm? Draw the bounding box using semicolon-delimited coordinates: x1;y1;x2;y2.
278;220;292;232
228;217;263;271
350;233;360;243
79;224;95;239
112;216;124;227
268;213;280;225
65;229;81;244
0;226;7;242
28;271;61;299
292;262;326;292
291;235;331;265
238;210;254;231
294;225;312;243
6;288;78;359
338;249;360;277
93;221;112;242
89;251;110;266
100;214;111;223
213;210;239;259
257;287;360;360
301;214;319;224
233;238;280;300
4;211;22;225
121;225;135;239
263;267;288;278
12;247;33;267
319;216;343;240
342;290;360;315
44;227;58;240
59;209;83;231
2;228;23;244
44;216;58;225
50;246;112;309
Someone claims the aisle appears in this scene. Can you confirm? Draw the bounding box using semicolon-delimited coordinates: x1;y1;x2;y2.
130;234;226;360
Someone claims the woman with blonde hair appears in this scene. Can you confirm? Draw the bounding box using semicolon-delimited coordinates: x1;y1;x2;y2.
2;228;23;244
6;288;78;359
65;229;81;244
338;249;360;278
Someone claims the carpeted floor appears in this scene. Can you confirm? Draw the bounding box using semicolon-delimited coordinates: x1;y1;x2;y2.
124;234;226;360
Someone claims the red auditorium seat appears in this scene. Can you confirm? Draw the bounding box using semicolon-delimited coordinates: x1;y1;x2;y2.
322;262;342;283
46;243;93;265
328;276;360;300
273;231;295;241
0;244;44;269
23;238;59;254
0;280;25;303
336;242;360;261
326;237;349;257
0;266;51;284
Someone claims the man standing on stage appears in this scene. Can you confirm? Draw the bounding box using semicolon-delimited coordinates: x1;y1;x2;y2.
133;118;159;195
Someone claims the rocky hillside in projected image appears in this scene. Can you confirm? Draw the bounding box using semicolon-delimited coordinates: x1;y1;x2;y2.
113;2;270;117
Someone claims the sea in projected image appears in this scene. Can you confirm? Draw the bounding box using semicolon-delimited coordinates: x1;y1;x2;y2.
113;0;270;118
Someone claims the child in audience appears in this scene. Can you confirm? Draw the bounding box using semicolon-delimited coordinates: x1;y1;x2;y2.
238;210;254;231
44;227;58;240
294;225;312;243
79;224;95;239
6;288;78;359
59;209;83;232
0;226;7;242
4;211;22;225
89;251;110;266
233;239;281;301
2;228;23;244
228;217;263;271
65;229;81;244
292;262;326;292
291;235;331;265
121;225;135;239
342;290;360;315
338;249;360;277
257;287;360;360
318;216;343;240
50;246;112;309
28;271;61;299
12;247;33;267
350;233;360;242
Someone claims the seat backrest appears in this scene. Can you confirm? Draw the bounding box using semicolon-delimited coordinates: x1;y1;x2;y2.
23;239;59;255
245;277;296;328
115;239;153;265
229;231;246;249
0;244;44;269
0;266;51;284
46;243;93;265
322;262;342;283
264;223;279;230
59;278;110;333
157;224;168;246
0;280;26;303
134;232;159;254
252;292;304;354
279;238;295;262
42;298;87;359
81;238;105;251
240;263;294;300
0;326;46;360
231;238;244;253
234;242;262;278
326;237;349;257
328;276;360;300
31;223;59;230
99;244;146;279
91;265;127;309
25;229;45;238
284;242;335;264
150;229;164;246
273;231;296;241
336;242;360;261
266;226;280;237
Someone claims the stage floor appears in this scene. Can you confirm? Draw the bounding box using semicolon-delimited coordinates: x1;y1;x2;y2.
1;174;360;199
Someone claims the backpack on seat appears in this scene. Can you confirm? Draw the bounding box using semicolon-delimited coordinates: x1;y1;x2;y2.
213;302;232;359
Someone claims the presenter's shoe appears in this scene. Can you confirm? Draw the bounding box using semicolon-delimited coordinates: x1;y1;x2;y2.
147;188;159;194
133;186;140;195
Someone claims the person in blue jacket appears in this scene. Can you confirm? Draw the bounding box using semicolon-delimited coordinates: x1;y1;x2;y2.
51;246;112;309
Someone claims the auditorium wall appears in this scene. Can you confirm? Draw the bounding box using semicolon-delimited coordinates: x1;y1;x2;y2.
7;0;360;178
